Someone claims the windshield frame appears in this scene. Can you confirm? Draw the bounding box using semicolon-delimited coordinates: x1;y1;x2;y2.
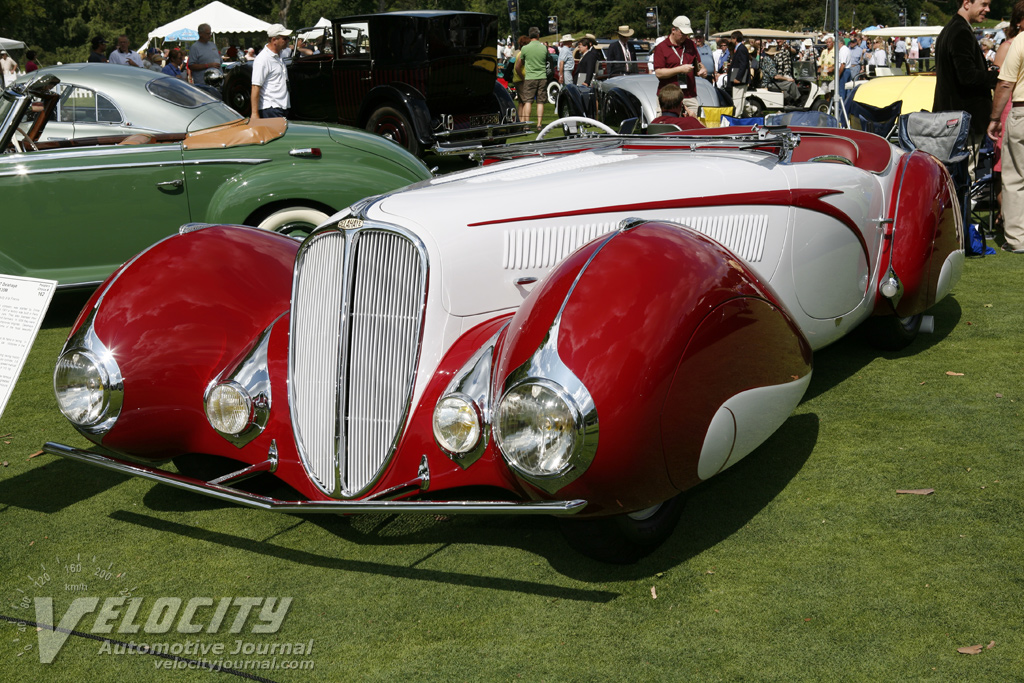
0;88;30;152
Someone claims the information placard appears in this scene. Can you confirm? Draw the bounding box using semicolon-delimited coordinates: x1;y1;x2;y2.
0;275;58;419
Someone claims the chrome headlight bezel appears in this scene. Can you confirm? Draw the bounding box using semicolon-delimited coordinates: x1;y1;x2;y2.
204;380;254;438
431;329;502;468
204;315;279;448
53;319;123;436
494;378;585;482
432;392;483;456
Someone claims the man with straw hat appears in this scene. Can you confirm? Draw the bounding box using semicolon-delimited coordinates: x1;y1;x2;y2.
606;25;638;75
557;34;575;85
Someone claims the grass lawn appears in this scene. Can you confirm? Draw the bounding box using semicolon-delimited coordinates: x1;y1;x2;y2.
1;236;1022;680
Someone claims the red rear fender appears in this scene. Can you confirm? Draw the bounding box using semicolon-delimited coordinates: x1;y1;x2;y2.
882;150;963;317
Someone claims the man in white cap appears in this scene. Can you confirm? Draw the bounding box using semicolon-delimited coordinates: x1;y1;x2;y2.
557;34;575;85
251;24;293;119
799;38;816;63
605;25;637;75
653;16;706;115
693;29;715;79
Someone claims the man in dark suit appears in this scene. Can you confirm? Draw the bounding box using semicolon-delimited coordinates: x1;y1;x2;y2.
605;25;638;75
728;31;750;117
933;0;999;177
574;38;599;86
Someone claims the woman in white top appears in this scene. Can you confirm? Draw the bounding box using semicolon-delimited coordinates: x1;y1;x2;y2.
869;39;888;66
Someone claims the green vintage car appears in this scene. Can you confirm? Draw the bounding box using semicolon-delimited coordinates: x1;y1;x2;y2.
1;66;431;288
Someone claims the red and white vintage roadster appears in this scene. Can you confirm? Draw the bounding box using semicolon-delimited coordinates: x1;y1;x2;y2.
45;124;963;562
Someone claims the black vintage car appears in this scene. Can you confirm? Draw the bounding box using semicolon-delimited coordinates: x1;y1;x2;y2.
221;11;528;155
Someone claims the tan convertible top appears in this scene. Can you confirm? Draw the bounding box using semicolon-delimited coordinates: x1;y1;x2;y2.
711;28;816;40
182;117;287;150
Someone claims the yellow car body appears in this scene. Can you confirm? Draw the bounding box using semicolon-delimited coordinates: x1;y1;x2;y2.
853;73;937;115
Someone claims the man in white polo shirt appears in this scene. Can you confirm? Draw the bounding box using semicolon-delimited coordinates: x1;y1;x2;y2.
109;35;143;67
250;24;292;119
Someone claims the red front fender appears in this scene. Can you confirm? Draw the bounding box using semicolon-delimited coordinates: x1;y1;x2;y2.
492;221;812;514
81;226;299;458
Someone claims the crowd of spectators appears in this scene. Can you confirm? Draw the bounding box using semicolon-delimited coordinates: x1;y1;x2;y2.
0;26;292;88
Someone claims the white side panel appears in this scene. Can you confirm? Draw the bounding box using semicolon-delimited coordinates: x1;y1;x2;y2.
697;373;812;480
935;250;965;304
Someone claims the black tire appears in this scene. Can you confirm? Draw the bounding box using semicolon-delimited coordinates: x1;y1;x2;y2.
812;96;830;113
366;106;421;156
224;74;252;117
558;95;573;119
862;314;923;351
254;205;330;237
558;494;686;564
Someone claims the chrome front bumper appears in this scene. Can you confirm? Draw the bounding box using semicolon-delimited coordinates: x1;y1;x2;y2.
42;442;587;515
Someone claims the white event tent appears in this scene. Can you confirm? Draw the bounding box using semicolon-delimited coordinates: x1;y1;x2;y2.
298;17;331;41
148;1;273;41
1;37;26;51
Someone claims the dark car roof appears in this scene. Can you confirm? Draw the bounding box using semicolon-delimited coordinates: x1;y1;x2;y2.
334;11;495;22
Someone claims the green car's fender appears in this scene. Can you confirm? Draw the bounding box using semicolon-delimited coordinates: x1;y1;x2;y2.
196;136;429;232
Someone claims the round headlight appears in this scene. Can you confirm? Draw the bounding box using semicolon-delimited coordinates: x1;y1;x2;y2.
433;394;481;454
54;350;108;426
495;381;579;477
205;382;252;436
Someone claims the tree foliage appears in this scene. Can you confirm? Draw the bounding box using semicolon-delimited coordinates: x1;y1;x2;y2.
0;0;1014;65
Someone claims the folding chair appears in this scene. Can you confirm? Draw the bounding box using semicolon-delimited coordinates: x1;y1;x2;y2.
846;99;903;140
897;110;977;254
764;111;840;128
970;135;998;237
646;123;684;134
698;105;735;128
720;115;765;127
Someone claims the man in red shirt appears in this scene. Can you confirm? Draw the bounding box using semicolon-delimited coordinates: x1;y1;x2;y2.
653;16;707;116
650;83;706;129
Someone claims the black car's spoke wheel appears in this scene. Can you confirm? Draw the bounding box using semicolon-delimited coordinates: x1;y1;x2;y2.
226;78;252;117
862;313;923;351
558;493;686;564
547;80;561;105
256;206;331;237
367;106;420;156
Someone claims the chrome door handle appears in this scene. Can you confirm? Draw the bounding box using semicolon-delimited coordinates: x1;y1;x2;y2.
156;179;183;189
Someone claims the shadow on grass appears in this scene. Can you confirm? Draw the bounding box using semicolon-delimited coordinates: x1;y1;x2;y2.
802;295;962;403
107;413;816;584
108;509;620;603
552;412;820;579
0;459;129;513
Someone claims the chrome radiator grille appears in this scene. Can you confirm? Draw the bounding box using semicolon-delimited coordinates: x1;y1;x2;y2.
290;224;426;497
